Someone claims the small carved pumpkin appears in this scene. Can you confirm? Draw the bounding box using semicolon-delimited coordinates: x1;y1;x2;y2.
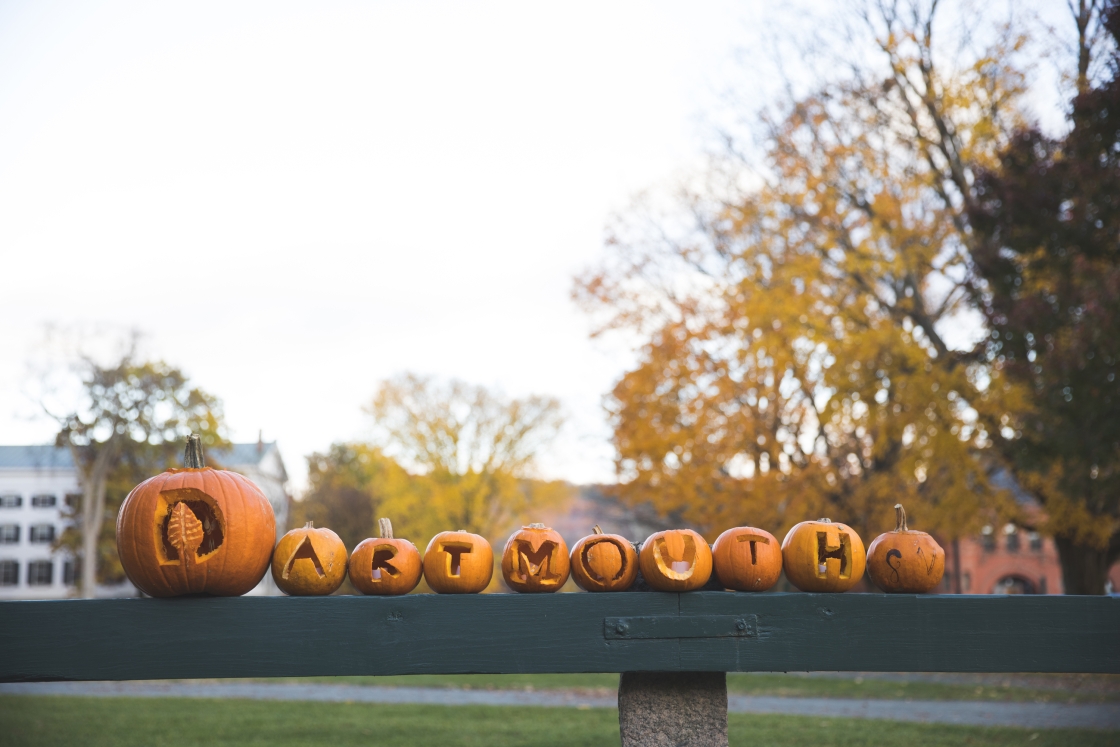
500;523;570;592
116;435;276;597
422;529;494;593
271;521;348;596
350;518;423;596
570;525;638;592
711;526;782;592
638;528;713;592
781;518;866;592
867;504;945;593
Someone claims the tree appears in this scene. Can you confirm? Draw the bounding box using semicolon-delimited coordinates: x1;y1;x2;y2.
367;373;566;539
969;1;1120;593
51;345;226;597
575;1;1031;542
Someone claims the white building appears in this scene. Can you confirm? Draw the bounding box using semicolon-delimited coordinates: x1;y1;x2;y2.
0;440;290;599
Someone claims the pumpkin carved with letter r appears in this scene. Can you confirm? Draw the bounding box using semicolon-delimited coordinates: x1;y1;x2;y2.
116;434;276;597
423;530;493;593
638;528;713;592
350;518;423;596
501;523;570;592
711;526;782;592
570;525;638;592
781;518;866;592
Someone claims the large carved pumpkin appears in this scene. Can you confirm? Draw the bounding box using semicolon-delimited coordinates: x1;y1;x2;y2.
781;518;866;592
638;529;713;592
570;525;638;592
350;518;423;596
500;523;570;592
711;526;782;592
115;435;276;597
272;521;348;595
423;530;493;593
867;504;945;593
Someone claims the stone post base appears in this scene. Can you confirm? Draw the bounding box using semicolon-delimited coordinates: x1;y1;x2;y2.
617;671;728;747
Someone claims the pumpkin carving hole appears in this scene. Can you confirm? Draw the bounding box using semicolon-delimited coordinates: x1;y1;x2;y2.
441;541;472;577
284;536;325;579
654;535;697;579
816;531;852;579
515;541;560;583
159;499;224;561
582;538;626;582
371;546;399;581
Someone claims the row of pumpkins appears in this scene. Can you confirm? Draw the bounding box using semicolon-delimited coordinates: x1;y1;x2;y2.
115;436;945;598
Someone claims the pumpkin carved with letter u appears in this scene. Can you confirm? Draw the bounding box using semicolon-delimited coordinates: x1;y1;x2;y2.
116;434;276;597
638;528;713;592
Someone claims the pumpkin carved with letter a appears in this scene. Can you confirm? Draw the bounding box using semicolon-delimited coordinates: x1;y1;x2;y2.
781;518;866;592
423;530;493;593
711;526;782;591
570;525;638;592
501;523;570;592
272;522;348;596
867;504;945;593
350;518;423;595
116;434;276;597
638;528;713;592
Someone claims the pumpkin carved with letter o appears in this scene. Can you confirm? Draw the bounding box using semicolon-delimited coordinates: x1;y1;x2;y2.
570;525;638;592
781;518;866;592
272;522;348;596
423;530;493;593
116;434;276;597
638;528;713;592
350;518;423;595
501;523;570;592
711;526;782;592
867;504;945;593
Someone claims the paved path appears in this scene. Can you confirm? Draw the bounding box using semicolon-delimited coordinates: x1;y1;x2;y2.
2;681;1117;731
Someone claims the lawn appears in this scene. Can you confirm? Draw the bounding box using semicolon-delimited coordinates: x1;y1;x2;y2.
247;672;1120;704
1;695;1114;747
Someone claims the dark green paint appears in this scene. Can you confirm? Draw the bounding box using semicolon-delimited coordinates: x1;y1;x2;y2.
0;593;1116;682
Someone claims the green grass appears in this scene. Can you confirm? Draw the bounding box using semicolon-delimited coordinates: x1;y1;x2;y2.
240;672;1119;704
1;695;1115;747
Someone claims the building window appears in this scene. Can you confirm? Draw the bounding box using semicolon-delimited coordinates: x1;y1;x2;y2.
65;494;82;510
1028;532;1043;552
993;575;1035;594
0;525;19;544
0;560;17;585
0;495;21;509
1005;527;1020;552
29;525;55;543
31;494;57;508
980;525;995;551
27;560;53;586
961;572;971;593
63;559;79;585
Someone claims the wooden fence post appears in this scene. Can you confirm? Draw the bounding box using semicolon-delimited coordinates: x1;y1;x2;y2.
618;671;728;747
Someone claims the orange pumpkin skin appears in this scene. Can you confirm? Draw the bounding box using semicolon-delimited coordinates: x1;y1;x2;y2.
116;464;276;598
781;518;867;592
711;526;782;592
423;530;494;593
867;504;945;593
350;519;422;596
271;522;348;596
501;523;570;593
570;526;638;592
638;529;713;592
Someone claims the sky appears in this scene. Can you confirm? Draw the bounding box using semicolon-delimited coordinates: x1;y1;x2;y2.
0;0;1080;492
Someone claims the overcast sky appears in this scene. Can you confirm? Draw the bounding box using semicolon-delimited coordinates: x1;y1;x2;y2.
0;1;1076;492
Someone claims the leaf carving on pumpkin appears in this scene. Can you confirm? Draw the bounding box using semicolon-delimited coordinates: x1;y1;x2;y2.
166;502;204;566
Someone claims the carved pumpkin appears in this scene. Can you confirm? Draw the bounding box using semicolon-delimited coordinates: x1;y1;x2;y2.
711;526;782;592
867;504;945;593
116;434;276;597
422;529;494;593
781;518;867;592
500;523;570;592
570;525;638;592
638;529;713;592
271;521;348;595
350;518;423;596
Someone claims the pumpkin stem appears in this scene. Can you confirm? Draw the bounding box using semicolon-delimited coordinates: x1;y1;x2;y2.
818;518;832;524
895;504;908;532
527;523;546;529
592;524;603;535
379;517;393;539
183;434;206;469
304;521;314;529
